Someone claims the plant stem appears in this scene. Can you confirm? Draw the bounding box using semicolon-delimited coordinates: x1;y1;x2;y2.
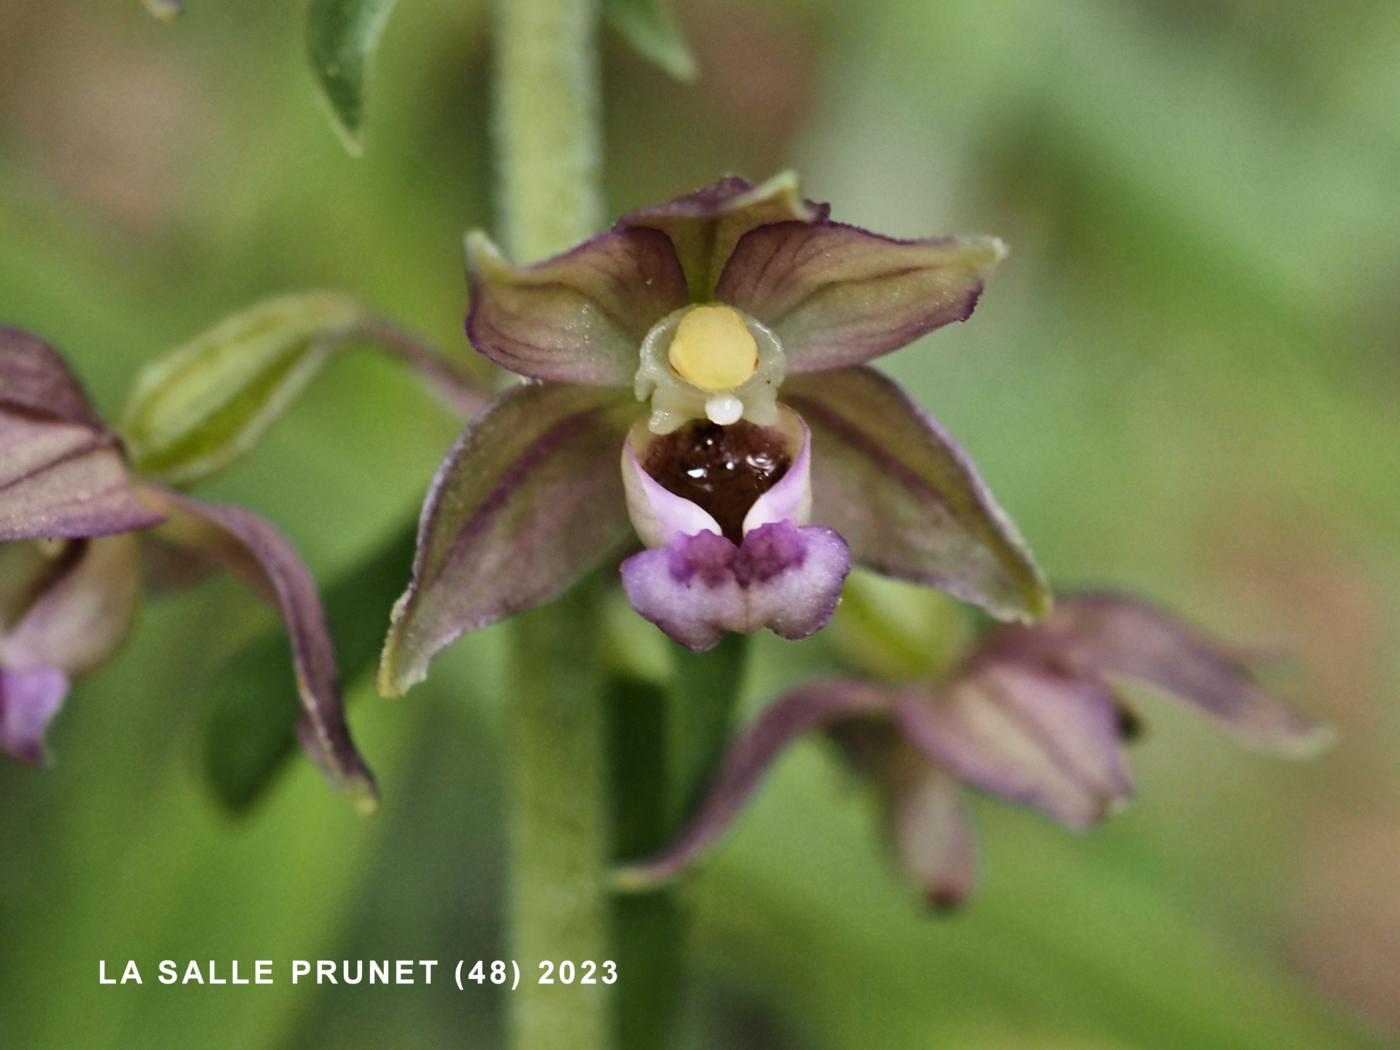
492;0;609;1048
494;0;603;261
508;578;612;1050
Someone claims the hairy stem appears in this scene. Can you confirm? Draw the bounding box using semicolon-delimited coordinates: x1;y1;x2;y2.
493;0;610;1048
494;0;603;260
508;578;612;1050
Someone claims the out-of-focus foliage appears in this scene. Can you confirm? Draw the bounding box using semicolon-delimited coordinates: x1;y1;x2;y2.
306;0;401;153
1;0;1397;1047
603;0;696;82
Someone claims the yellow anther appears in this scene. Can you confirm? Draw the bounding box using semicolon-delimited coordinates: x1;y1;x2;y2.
666;305;759;392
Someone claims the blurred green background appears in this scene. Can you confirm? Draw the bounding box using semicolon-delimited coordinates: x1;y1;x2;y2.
2;0;1398;1046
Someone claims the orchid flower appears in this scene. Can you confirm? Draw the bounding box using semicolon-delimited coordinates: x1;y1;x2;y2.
0;326;374;805
380;173;1049;694
614;592;1331;906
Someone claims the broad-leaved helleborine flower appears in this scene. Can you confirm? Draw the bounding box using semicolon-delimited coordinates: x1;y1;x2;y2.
615;593;1330;906
0;326;373;805
380;173;1049;694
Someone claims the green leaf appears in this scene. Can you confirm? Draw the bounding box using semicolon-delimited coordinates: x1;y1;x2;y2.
119;292;368;484
306;0;401;155
142;0;184;22
203;520;419;813
603;0;697;82
606;674;683;1050
606;640;747;1048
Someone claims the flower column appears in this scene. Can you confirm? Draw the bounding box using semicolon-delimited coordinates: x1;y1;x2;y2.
492;0;613;1048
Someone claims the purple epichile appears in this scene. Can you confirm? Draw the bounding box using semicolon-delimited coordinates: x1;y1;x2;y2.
380;173;1049;694
614;593;1332;907
0;326;374;806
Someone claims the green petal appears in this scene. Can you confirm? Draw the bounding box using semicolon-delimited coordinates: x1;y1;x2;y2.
994;593;1335;757
618;172;827;300
717;220;1006;372
784;366;1051;622
379;383;639;696
466;227;689;385
1;326;162;541
148;488;378;808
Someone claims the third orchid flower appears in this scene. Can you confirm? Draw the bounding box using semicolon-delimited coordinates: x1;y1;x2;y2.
380;173;1048;693
616;592;1332;905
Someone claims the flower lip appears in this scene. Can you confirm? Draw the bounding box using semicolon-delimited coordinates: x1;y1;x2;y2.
620;520;852;652
742;411;812;536
0;666;67;765
644;422;789;542
620;434;723;549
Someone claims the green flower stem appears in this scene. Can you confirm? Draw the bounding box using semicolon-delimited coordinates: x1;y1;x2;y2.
508;578;613;1050
494;0;603;261
492;0;609;1048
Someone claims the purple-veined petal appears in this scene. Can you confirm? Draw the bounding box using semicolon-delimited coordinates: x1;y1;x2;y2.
0;413;163;541
613;678;890;889
895;662;1133;829
380;383;639;695
784;366;1049;621
0;325;107;429
887;762;977;911
620;521;851;652
1003;592;1332;757
618;172;829;300
0;666;68;765
715;221;1005;372
1;534;141;677
618;175;759;223
147;489;377;807
621;430;722;548
829;713;979;909
0;328;163;541
465;227;688;385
